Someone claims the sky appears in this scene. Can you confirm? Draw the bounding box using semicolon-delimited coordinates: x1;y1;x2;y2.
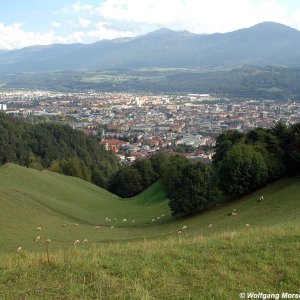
0;0;300;49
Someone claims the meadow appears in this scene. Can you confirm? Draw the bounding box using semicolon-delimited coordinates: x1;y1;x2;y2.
0;163;300;299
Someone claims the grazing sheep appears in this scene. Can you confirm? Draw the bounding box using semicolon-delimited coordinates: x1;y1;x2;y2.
62;223;67;227
35;236;41;242
152;219;156;222
122;218;127;223
36;226;42;231
178;230;182;234
161;214;165;217
228;209;238;216
182;226;187;231
105;217;109;221
45;239;51;243
113;218;117;222
83;239;88;243
95;225;100;229
73;240;80;246
74;223;79;227
208;224;213;228
245;224;250;227
132;220;136;223
258;196;264;202
157;217;160;220
17;246;22;252
111;225;114;229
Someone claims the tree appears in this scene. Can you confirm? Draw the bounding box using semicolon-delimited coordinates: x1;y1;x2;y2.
169;162;219;216
59;157;91;182
286;123;300;175
161;155;189;198
218;143;268;196
213;130;244;166
109;166;143;197
150;152;170;176
133;159;158;188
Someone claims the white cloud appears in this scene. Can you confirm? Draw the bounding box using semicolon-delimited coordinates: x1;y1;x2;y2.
0;21;133;49
72;2;94;13
87;23;133;40
0;23;57;49
78;17;91;28
96;0;292;34
52;22;61;28
288;9;300;30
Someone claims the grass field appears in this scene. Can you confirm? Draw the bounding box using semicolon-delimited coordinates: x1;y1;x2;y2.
0;163;300;252
1;225;300;299
0;163;300;299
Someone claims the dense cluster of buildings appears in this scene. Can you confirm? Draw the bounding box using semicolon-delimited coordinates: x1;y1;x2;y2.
1;90;299;163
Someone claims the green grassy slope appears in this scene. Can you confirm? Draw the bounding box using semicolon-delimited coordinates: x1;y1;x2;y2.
1;225;300;299
0;163;299;253
0;164;171;251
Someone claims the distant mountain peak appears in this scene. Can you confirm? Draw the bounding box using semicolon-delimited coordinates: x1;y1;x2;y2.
151;28;176;34
145;27;194;38
249;21;299;32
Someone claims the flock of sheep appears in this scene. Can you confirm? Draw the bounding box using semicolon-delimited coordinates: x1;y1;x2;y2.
16;195;264;252
15;214;167;252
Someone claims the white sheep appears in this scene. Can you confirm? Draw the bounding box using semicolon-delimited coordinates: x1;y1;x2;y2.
73;240;80;246
62;223;67;227
113;218;118;222
258;196;264;202
245;224;250;227
152;219;156;222
111;225;114;229
122;218;127;223
95;225;100;229
35;236;41;242
182;226;187;231
132;220;136;223
157;217;160;220
178;230;182;234
45;239;51;244
83;239;88;243
36;226;42;231
161;214;165;217
17;246;22;252
74;223;79;227
208;224;213;228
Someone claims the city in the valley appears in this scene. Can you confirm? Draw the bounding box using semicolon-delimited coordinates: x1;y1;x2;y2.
0;89;299;164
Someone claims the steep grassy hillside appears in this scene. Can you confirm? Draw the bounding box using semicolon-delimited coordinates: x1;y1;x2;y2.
0;164;170;251
1;225;300;299
0;163;299;253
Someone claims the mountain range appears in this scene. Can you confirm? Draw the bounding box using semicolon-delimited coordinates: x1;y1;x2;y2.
0;22;300;72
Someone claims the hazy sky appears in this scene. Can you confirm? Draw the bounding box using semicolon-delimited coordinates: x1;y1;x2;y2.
0;0;300;49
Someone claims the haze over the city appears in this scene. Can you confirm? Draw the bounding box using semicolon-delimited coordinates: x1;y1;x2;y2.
1;0;300;49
